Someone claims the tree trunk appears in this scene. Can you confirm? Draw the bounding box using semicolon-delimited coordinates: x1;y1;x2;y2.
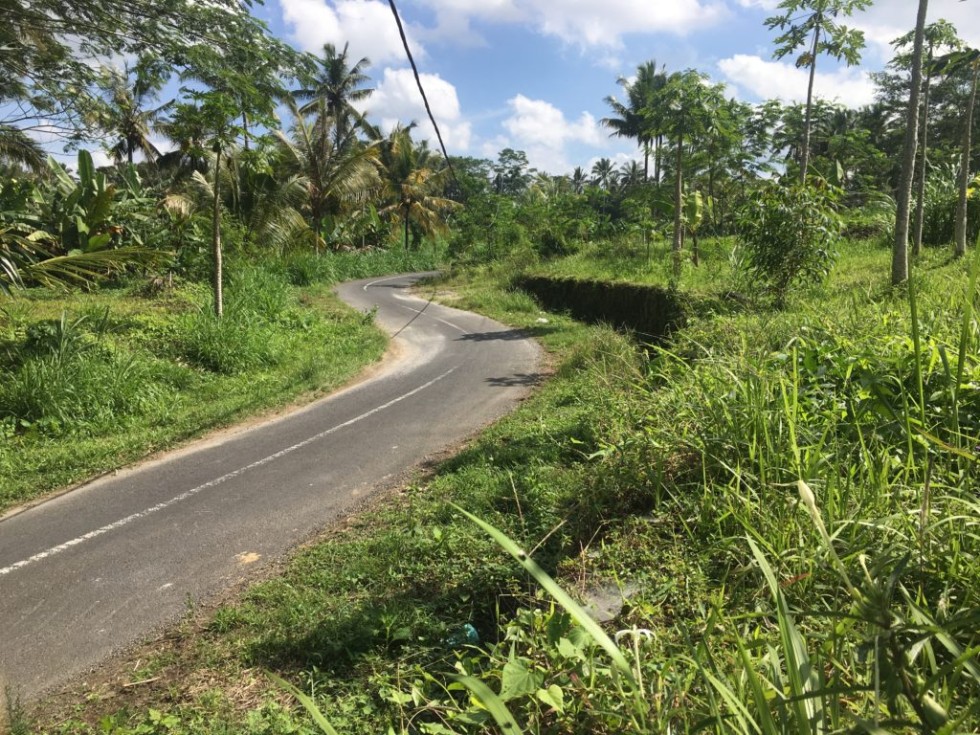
955;66;979;258
913;44;935;256
212;147;224;318
893;0;929;286
672;138;684;281
654;135;662;184
800;23;821;184
404;205;410;251
242;110;250;152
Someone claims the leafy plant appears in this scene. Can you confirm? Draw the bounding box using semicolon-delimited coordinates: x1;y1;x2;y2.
736;180;841;306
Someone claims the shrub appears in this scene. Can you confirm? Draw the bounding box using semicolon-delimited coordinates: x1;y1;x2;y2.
736;181;841;307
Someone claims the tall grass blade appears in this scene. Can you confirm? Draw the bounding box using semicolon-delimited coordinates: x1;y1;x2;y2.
267;672;341;735
453;504;637;684
747;538;818;735
952;223;980;438
734;631;780;735
448;675;525;735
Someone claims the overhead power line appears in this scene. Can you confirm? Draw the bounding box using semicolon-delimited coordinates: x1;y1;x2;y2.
385;0;459;190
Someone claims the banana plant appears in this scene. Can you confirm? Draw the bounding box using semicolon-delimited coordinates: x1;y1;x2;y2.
43;149;155;254
683;189;712;267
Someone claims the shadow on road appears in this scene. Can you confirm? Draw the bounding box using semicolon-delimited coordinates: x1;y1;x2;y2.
486;373;545;388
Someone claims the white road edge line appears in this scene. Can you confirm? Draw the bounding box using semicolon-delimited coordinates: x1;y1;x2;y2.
363;275;408;291
397;304;468;334
0;367;459;578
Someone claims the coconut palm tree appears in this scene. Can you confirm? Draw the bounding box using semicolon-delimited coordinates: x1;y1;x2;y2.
275;98;381;248
0;125;45;172
294;43;374;151
602;61;668;181
379;126;459;250
93;56;171;165
590;158;616;189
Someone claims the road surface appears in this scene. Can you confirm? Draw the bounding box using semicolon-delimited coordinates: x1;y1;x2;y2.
0;273;542;701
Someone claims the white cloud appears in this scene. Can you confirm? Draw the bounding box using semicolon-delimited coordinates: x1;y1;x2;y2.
363;67;472;151
853;0;980;62
279;0;423;65
734;0;779;9
418;0;727;47
501;94;605;172
718;54;876;107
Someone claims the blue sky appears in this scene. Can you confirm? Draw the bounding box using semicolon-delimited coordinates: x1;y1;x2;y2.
252;0;980;174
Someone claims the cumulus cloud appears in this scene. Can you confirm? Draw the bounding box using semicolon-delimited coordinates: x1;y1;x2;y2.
417;0;727;47
362;67;472;151
718;54;876;107
279;0;423;65
501;94;604;172
851;0;980;62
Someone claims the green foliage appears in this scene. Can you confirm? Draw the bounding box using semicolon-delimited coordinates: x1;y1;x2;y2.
736;181;841;305
920;164;980;246
0;260;389;511
0;310;168;436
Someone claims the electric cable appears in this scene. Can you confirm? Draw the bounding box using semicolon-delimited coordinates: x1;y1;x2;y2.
385;0;460;192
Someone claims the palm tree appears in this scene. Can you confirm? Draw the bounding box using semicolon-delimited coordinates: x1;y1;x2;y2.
379;126;459;250
93;56;171;165
294;43;374;151
0;125;45;172
275;98;381;248
591;158;616;189
618;160;645;190
602;61;668;181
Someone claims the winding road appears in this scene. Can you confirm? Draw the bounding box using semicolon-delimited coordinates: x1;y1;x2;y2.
0;273;542;701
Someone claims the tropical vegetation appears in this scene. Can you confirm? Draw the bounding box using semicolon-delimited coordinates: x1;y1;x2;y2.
3;0;980;733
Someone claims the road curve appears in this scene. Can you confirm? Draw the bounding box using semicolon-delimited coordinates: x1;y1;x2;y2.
0;273;542;701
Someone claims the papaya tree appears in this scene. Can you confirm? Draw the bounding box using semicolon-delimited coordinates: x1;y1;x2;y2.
656;70;722;280
765;0;872;184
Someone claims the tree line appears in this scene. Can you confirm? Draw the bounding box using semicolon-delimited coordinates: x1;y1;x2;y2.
1;0;978;308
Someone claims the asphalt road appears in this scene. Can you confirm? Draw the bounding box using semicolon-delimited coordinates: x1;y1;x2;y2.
0;273;542;701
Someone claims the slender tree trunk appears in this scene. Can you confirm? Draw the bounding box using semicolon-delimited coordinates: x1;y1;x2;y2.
913;45;934;256
655;135;662;184
212;147;224;318
800;24;821;184
955;66;979;257
242;110;250;152
643;140;649;182
127;145;134;165
672;138;684;281
893;0;929;286
404;206;410;251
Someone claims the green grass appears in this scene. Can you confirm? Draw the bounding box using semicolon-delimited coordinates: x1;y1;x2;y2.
23;237;980;734
0;249;443;512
